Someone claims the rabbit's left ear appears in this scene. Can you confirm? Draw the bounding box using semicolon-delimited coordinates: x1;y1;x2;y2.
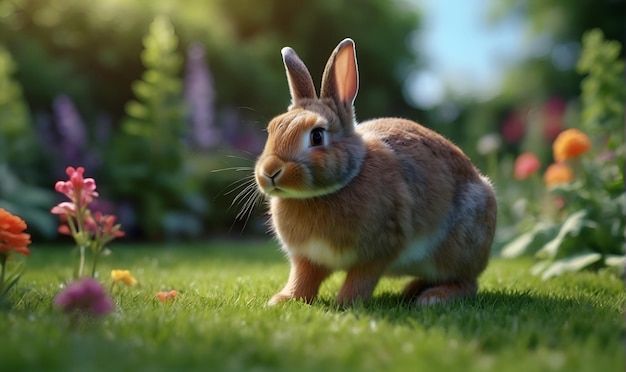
320;38;359;107
282;47;317;104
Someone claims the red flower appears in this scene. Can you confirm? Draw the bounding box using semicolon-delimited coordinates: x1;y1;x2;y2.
514;152;541;180
543;98;566;141
501;111;526;144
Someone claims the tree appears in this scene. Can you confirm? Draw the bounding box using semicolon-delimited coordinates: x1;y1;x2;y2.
0;0;422;125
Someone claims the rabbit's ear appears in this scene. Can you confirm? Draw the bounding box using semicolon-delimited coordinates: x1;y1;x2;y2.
320;38;359;107
282;47;317;103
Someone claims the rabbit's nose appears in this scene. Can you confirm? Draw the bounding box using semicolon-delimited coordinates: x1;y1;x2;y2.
265;168;283;186
257;155;286;190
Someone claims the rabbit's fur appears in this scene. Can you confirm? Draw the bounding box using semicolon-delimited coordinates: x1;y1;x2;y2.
255;39;497;306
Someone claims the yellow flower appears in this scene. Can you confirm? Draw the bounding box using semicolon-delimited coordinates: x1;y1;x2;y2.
111;269;137;286
543;163;575;187
552;128;591;162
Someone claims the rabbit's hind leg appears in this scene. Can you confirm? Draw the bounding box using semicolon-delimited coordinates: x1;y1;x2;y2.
403;279;477;306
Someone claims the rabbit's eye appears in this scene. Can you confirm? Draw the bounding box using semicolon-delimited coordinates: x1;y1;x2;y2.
310;128;326;147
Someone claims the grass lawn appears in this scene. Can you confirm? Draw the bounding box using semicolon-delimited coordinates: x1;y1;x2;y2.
2;241;624;371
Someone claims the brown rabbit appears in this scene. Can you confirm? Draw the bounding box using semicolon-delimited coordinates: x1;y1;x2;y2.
255;38;497;306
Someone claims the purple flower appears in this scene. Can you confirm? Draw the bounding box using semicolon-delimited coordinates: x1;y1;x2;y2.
184;42;219;149
53;94;87;164
54;277;115;316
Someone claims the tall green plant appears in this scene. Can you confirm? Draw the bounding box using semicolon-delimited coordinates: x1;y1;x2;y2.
123;16;186;156
577;29;625;149
109;16;203;240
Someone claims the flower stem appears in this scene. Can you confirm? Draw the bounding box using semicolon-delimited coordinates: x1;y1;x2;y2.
74;245;86;279
0;254;7;297
91;244;100;278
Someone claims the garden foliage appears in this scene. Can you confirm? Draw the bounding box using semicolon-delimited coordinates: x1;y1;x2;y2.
501;29;625;278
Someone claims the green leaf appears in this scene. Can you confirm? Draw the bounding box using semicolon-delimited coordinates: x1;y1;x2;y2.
541;252;603;280
604;255;626;268
530;261;550;276
124;119;152;136
501;231;535;258
536;210;587;259
125;100;149;119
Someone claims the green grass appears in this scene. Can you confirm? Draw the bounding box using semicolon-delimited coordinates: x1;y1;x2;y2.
2;241;624;371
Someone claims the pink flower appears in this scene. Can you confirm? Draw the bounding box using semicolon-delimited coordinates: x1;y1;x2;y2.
84;212;125;239
514;152;541;180
100;214;125;239
543;97;566;141
50;202;77;216
51;166;124;278
54;277;115;316
54;167;99;207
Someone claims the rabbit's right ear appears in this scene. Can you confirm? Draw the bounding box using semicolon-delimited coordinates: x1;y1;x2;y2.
320;38;358;108
281;47;317;104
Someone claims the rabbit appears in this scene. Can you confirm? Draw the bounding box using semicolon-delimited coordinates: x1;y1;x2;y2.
254;38;497;306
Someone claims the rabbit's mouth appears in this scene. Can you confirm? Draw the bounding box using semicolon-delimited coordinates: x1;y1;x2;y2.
261;183;345;199
256;154;348;199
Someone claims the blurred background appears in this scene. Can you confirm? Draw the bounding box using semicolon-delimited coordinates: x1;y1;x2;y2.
0;0;624;248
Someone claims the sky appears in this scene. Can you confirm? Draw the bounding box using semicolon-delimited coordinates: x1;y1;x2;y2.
407;0;526;108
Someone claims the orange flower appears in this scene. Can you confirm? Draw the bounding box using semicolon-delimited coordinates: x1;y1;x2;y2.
543;163;575;186
514;152;541;180
155;290;178;303
552;128;591;162
0;208;31;256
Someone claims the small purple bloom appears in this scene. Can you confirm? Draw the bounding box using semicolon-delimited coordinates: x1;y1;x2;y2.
53;95;87;148
597;151;616;162
54;277;115;316
184;42;219;149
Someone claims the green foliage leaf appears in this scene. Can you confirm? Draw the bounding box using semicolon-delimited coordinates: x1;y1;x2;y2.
536;210;587;260
604;255;626;268
501;231;535;258
0;164;57;238
501;222;555;258
540;252;603;280
125;100;149;120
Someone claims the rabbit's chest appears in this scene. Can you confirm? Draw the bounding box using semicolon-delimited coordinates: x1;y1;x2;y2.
270;197;362;269
294;239;358;269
